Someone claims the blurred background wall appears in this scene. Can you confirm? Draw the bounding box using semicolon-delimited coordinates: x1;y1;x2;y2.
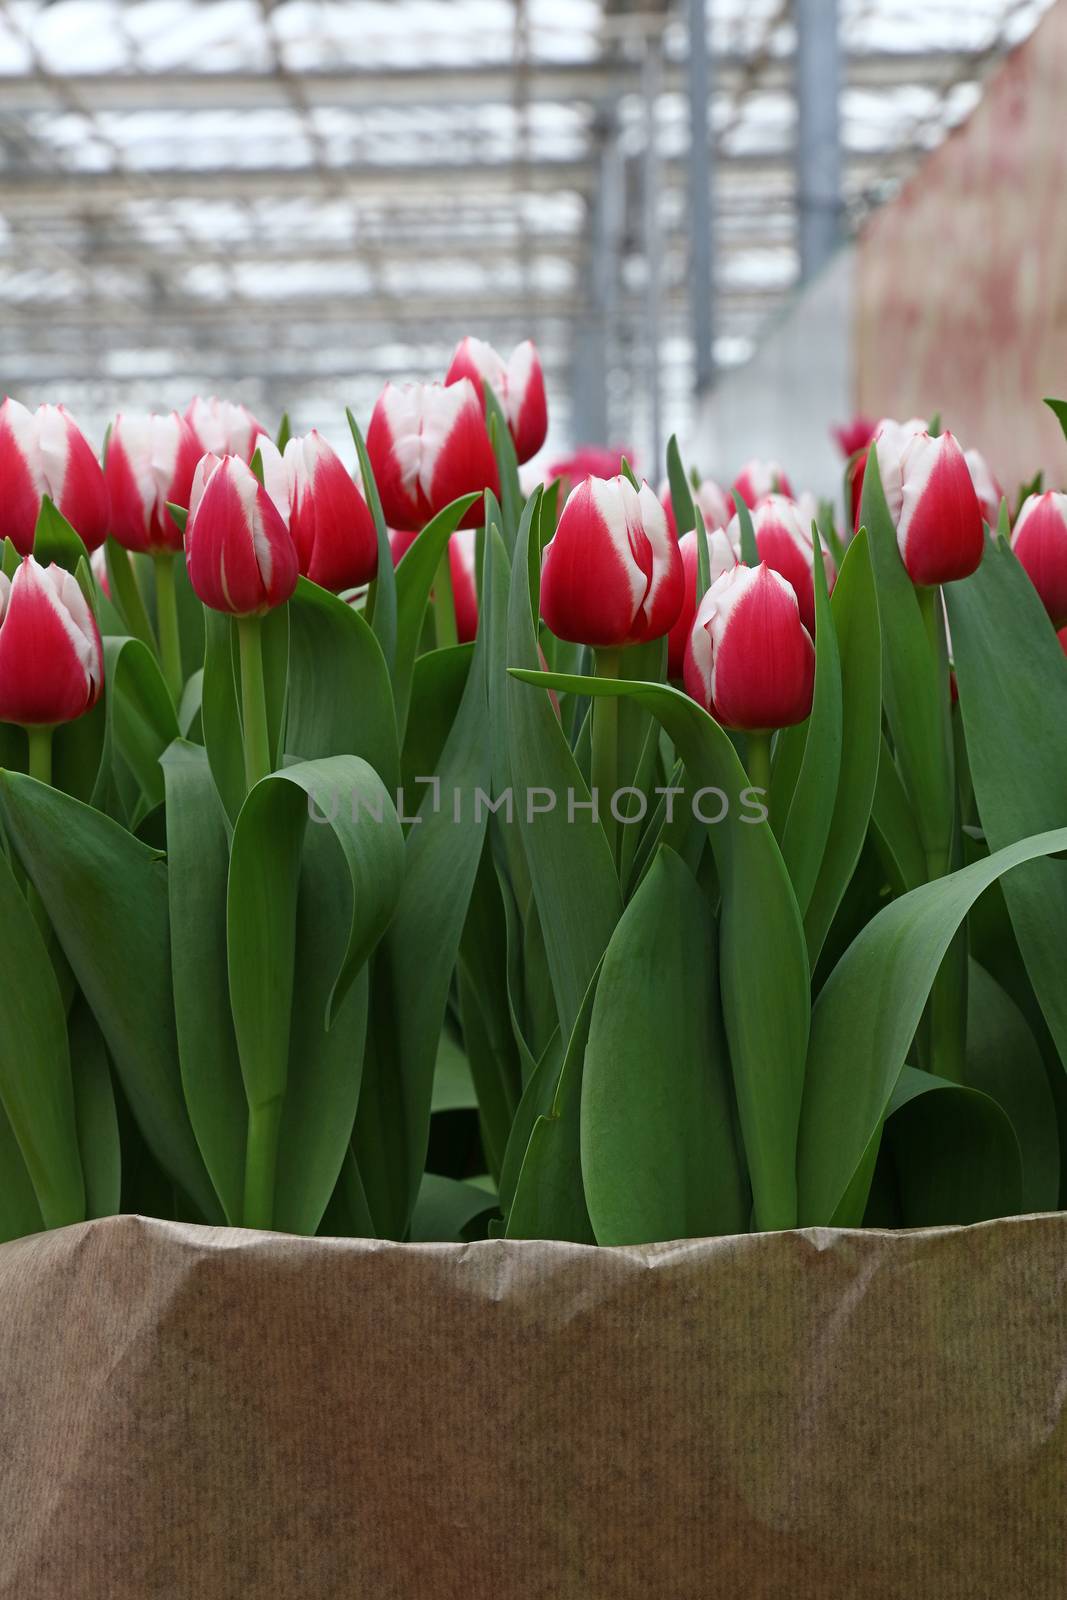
0;0;1061;495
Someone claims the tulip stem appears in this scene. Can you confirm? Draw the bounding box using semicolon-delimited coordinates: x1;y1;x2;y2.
243;1097;283;1230
433;546;458;650
236;614;272;793
746;731;772;803
592;648;622;864
26;724;53;787
152;551;184;706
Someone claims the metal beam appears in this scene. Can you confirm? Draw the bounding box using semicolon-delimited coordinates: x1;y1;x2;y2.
686;0;714;396
795;0;843;281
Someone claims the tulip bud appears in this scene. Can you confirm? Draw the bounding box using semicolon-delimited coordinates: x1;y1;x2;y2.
366;380;499;533
104;411;201;554
726;493;835;636
831;416;877;459
873;424;984;584
546;445;632;501
660;477;731;540
0;556;104;726
449;529;479;645
388;525;419;566
1011;491;1067;628
666;526;737;678
254;431;378;593
185;396;263;462
540;474;683;649
90;546;111;600
684;563;815;732
732;459;794;510
185;455;298;616
0;398;109;555
445;337;548;465
964;447;1005;529
849;418;927;532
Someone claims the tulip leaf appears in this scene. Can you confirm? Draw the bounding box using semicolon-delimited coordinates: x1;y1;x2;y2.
582;846;748;1244
731;491;759;565
201;608;247;825
946;536;1067;1076
165;502;188;535
506;964;599;1243
859;447;953;865
801;529;882;964
870;731;927;894
32;496;89;574
161;740;246;1225
392;493;480;735
0;847;85;1228
102;635;180;815
799;824;1067;1226
774;523;842;921
484;383;523;553
497;1028;563;1220
68;995;121;1220
400;642;473;799
286;576;399;791
457;843;523;1181
0;772;221;1221
51;695;106;807
410;1172;499;1243
505;490;622;1044
1043;396;1067;444
510;667;810;1231
666;436;696;535
103;537;158;654
881;1065;1022;1226
966;960;1059;1212
0;1101;42;1244
346;408;397;675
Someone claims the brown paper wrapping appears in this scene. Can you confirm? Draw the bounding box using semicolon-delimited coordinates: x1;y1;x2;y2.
0;1212;1064;1598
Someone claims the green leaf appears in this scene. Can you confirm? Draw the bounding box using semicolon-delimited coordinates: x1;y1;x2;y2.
581;847;748;1244
966;960;1059;1212
505;492;622;1043
731;491;758;565
510;668;809;1231
946;537;1067;1075
801;529;882;963
0;774;220;1220
286;576;399;790
276;411;292;452
774;523;842;920
506;966;599;1243
104;538;158;654
859;447;952;864
165;502;188;535
68;996;121;1220
882;1065;1022;1226
666;436;696;535
1043;396;1067;444
32;497;89;573
0;848;85;1227
392;494;479;734
799;824;1067;1226
484;382;523;552
869;732;926;894
161;741;246;1225
400;643;473;799
0;1101;42;1244
200;608;247;826
409;1172;498;1243
346;408;397;675
103;636;180;813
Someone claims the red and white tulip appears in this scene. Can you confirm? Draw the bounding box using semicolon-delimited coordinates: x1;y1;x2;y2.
540;475;683;649
185;396;263;462
660;477;731;540
732;459;794;511
666;526;737;678
0;398;109;554
726;493;835;636
255;431;378;593
104;411;202;554
445;337;548;465
184;455;298;616
684;563;815;731
0;556;104;726
874;426;985;585
366;380;499;533
449;529;479;645
964;447;1005;529
1011;491;1067;628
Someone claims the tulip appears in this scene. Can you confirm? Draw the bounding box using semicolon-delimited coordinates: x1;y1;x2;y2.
545;445;632;500
732;459;794;510
445;337;548;464
388;525;419;565
666;526;737;678
366;380;499;533
449;529;479;645
726;494;835;636
684;562;815;733
185;396;263;462
873;426;984;585
964;447;1005;529
849;417;928;531
660;477;731;541
104;411;201;554
185;455;298;618
0;557;103;737
831;416;877;458
1011;492;1067;627
540;474;683;650
0;398;109;555
255;431;378;593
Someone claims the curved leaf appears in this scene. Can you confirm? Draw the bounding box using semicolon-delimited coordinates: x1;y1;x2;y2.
883;1065;1022;1226
966;960;1059;1212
